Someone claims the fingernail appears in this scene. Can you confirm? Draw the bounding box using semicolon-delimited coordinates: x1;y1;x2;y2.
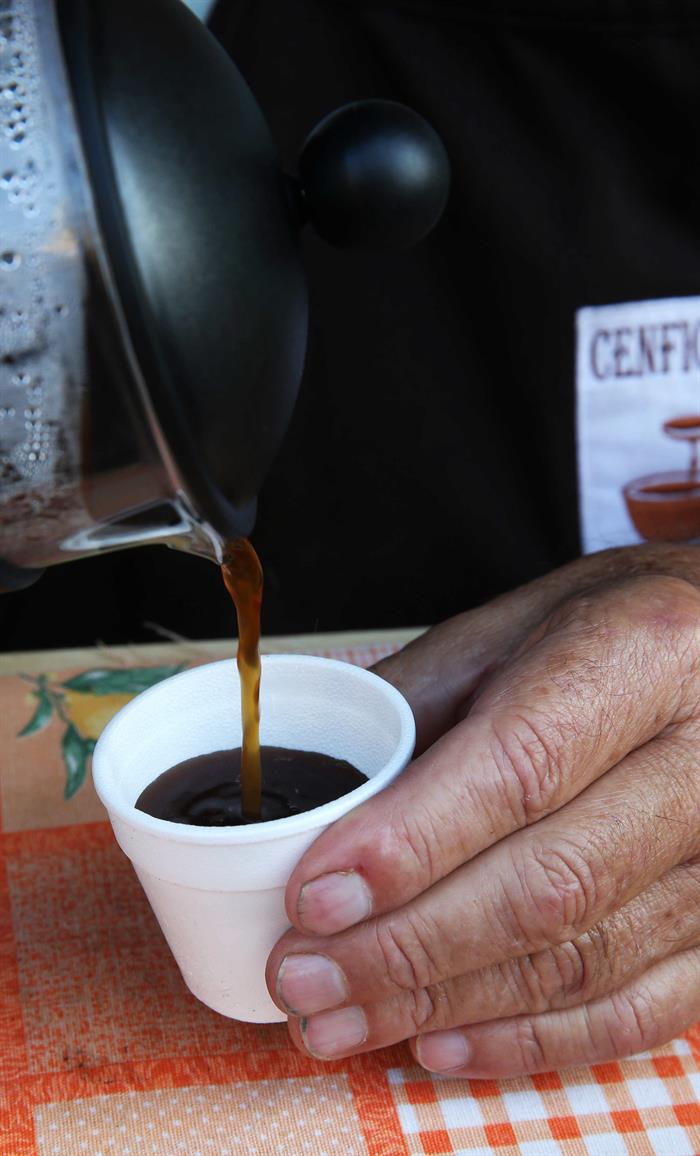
301;1006;368;1059
298;871;372;934
277;953;348;1015
416;1030;470;1073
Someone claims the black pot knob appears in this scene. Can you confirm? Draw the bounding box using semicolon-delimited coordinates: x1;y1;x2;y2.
298;100;450;251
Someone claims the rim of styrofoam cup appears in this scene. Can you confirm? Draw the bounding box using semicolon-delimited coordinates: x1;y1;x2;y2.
92;655;416;845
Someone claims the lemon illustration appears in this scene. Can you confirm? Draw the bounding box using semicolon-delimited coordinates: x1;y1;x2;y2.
62;690;134;741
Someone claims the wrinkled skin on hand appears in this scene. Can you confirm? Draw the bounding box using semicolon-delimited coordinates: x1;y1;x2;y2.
266;544;700;1078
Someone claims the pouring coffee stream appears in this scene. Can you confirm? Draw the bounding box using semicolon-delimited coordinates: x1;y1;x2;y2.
221;538;263;821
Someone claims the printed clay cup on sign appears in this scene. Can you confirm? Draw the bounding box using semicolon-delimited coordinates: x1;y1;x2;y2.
623;415;700;542
92;656;415;1023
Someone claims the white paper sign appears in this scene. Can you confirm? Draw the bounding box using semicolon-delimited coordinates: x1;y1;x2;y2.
576;295;700;553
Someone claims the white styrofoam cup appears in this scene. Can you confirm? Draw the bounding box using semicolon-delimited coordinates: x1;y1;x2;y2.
92;655;415;1023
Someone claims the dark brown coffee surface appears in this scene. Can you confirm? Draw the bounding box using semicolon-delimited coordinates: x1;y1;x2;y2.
135;746;367;826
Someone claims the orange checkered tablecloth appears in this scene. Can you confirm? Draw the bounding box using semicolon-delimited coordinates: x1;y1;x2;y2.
2;633;700;1156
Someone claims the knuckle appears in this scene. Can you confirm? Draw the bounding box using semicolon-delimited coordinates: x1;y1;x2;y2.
555;574;700;719
603;985;663;1056
520;937;594;1010
391;804;443;891
488;714;567;827
532;845;601;937
510;1016;549;1073
511;918;623;1014
635;573;700;621
501;842;603;950
374;911;443;994
624;575;700;669
405;981;453;1034
583;919;621;984
493;956;544;1014
599;907;646;978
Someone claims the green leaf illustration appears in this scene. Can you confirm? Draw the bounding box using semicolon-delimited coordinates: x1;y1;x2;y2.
18;686;54;737
61;663;187;696
62;724;96;800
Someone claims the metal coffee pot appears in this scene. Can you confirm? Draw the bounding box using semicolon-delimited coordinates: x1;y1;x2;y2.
0;0;449;590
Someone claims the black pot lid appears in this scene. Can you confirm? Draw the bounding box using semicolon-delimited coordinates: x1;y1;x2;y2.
57;0;307;538
56;0;450;539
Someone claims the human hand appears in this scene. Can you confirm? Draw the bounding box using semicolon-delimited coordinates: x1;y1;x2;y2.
266;545;700;1078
